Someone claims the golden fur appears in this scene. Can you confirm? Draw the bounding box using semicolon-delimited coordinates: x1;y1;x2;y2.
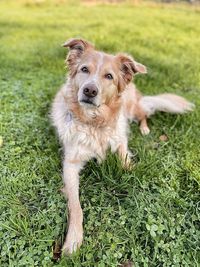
51;38;194;254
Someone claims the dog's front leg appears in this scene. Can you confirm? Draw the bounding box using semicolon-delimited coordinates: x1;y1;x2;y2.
61;160;83;255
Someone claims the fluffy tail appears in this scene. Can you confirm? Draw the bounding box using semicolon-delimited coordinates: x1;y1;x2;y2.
139;93;194;117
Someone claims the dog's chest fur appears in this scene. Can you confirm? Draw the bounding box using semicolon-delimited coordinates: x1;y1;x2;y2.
67;113;126;160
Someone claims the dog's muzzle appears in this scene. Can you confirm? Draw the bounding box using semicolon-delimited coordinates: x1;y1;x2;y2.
80;84;99;106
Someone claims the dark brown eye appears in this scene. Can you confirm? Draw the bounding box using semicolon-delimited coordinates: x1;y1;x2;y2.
81;66;89;73
105;73;113;80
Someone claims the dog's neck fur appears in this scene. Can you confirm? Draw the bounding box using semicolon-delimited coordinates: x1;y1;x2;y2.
64;78;123;128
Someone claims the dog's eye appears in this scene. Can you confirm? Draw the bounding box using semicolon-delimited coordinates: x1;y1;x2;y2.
81;66;89;73
105;73;113;80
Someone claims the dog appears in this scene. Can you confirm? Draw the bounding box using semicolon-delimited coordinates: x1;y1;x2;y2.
51;38;194;254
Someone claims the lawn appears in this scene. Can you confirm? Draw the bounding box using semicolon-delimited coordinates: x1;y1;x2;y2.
0;0;200;266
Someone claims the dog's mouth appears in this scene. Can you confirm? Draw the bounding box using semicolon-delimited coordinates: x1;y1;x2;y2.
80;99;99;107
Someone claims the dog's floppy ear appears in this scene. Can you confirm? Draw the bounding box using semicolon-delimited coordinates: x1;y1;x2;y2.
62;38;94;76
63;38;94;53
116;53;147;92
117;53;147;81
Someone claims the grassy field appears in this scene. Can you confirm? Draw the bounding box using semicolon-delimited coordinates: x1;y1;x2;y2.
0;1;200;266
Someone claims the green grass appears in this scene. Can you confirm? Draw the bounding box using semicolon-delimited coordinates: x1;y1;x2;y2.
0;1;200;266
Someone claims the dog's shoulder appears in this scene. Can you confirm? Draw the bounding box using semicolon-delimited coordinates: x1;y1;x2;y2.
51;84;74;141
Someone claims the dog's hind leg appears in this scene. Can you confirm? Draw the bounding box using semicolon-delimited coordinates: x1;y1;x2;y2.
139;117;150;135
122;87;150;135
61;160;83;255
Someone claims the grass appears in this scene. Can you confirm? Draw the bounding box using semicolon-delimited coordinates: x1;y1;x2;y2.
0;0;200;266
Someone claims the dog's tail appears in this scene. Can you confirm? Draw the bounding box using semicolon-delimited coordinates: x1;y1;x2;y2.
139;93;194;117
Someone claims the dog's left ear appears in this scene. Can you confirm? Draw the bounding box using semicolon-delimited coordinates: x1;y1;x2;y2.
116;53;147;92
117;53;147;81
63;38;94;75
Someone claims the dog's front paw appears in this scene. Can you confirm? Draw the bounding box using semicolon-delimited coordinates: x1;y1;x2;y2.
62;225;83;255
123;159;134;170
122;155;135;170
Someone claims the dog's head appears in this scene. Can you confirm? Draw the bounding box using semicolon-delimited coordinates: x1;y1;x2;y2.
63;38;147;108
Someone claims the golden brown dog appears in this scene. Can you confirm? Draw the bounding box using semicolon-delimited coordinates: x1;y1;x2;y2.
51;38;193;254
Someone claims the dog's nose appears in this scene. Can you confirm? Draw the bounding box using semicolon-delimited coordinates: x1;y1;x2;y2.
83;85;98;98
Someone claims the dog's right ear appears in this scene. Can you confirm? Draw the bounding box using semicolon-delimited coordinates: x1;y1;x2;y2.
62;38;94;75
63;38;94;52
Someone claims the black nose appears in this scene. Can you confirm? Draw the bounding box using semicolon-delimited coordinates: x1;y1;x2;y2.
83;85;98;98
